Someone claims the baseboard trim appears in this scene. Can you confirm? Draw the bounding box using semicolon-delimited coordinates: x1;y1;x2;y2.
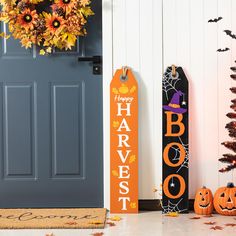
139;199;194;211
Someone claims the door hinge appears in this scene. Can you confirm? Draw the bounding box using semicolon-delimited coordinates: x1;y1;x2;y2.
78;56;102;75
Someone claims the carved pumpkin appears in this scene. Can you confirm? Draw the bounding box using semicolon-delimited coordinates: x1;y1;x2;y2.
213;182;236;216
194;186;213;215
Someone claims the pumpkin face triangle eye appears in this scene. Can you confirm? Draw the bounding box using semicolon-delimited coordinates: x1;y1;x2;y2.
220;192;225;197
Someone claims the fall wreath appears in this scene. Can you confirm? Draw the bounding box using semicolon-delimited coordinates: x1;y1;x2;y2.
0;0;94;54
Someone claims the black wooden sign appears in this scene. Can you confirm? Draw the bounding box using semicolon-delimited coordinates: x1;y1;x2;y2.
162;66;189;213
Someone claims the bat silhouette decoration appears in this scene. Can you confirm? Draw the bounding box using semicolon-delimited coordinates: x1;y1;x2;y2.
217;48;230;52
230;74;236;80
224;30;236;39
208;17;223;23
231;67;236;72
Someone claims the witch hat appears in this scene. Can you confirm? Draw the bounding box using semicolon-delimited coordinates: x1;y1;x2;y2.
163;90;187;114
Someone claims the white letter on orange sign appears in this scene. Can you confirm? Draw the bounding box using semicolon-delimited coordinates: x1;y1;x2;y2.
118;197;130;210
117;103;131;116
117;150;131;163
119;181;129;194
118;165;130;179
117;118;131;132
118;134;130;147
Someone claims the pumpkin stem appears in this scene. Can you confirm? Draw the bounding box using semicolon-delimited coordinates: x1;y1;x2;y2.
202;186;206;189
227;182;235;188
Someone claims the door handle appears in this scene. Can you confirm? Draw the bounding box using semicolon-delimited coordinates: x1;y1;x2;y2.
78;56;102;75
78;56;102;63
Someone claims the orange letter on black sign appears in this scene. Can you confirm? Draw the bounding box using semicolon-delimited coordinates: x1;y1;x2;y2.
165;111;185;137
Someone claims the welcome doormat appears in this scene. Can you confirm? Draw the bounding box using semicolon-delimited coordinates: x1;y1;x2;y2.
0;208;107;229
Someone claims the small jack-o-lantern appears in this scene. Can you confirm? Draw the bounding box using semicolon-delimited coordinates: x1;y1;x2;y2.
194;186;213;215
213;182;236;216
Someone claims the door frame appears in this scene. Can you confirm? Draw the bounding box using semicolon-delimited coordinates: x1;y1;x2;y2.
102;0;112;209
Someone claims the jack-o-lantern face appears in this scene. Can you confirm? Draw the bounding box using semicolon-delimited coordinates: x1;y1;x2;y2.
194;186;213;215
214;183;236;216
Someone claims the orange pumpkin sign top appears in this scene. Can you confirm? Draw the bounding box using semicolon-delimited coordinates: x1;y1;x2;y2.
110;68;138;213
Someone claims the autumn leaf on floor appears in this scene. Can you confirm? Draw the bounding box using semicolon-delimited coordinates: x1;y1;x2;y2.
106;222;116;227
165;212;179;217
89;220;103;225
91;233;104;236
204;222;216;225
189;216;201;220
65;222;77;225
108;216;122;221
204;214;214;218
210;226;223;230
225;223;236;227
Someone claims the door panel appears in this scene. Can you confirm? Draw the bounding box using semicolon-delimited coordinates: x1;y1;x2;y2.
51;82;83;178
0;0;103;207
3;83;36;179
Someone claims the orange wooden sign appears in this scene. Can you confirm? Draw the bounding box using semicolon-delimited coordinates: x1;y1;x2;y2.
110;67;138;213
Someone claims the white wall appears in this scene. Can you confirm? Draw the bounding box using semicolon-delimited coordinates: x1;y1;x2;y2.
103;0;236;205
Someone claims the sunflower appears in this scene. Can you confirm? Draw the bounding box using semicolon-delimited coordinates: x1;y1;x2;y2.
17;8;38;30
52;0;76;14
45;13;65;34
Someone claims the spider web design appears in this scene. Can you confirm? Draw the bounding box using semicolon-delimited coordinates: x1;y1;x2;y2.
162;198;187;213
162;67;181;100
171;137;189;173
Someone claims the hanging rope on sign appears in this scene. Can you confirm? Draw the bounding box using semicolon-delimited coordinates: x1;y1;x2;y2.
172;65;177;77
110;67;138;213
122;66;129;80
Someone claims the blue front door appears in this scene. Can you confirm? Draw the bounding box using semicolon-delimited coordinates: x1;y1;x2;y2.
0;1;103;207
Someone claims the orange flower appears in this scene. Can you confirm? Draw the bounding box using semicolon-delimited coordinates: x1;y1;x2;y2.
17;9;38;30
52;0;76;14
45;14;65;34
